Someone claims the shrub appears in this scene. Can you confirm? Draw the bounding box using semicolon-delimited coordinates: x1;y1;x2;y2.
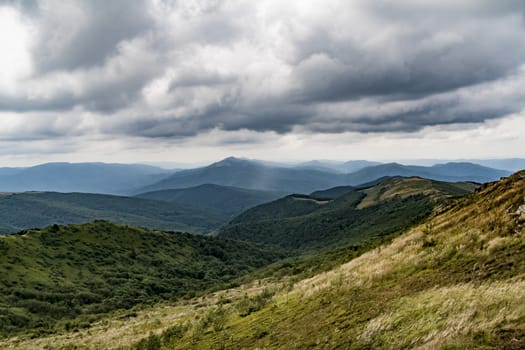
134;332;161;350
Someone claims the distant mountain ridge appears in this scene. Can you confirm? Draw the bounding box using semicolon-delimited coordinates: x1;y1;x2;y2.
468;158;525;172
0;162;173;194
345;162;509;185
310;186;355;199
0;191;224;234
135;184;283;218
295;160;382;173
0;158;511;196
138;158;508;195
136;157;348;194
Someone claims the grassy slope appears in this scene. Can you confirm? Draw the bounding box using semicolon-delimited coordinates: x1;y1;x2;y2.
356;177;479;208
0;221;286;338
0;192;225;234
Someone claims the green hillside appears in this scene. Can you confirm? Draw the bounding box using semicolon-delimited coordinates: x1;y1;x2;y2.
0;192;225;234
356;177;479;208
228;194;329;224
135;184;282;218
0;221;285;338
219;177;477;250
6;172;523;350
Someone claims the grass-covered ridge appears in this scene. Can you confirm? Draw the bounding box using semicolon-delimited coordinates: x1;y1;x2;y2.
0;221;286;338
356;176;478;208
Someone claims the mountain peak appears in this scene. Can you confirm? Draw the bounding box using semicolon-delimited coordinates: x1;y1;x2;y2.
209;157;251;167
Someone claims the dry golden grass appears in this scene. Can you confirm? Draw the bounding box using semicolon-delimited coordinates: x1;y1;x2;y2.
291;197;330;205
358;177;438;209
361;281;525;349
0;280;280;350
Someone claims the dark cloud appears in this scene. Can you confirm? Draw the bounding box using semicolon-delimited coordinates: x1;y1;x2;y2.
365;1;525;20
31;0;154;72
289;4;525;103
1;0;525;141
308;105;515;134
168;69;236;90
0;95;77;112
215;134;267;146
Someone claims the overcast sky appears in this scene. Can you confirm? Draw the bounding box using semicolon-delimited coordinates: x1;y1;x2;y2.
0;0;524;166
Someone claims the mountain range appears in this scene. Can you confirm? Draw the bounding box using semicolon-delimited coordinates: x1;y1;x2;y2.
293;160;382;173
0;157;511;235
0;162;174;195
0;158;512;196
0;172;478;342
0;183;291;234
344;162;508;185
135;157;347;194
136;157;509;194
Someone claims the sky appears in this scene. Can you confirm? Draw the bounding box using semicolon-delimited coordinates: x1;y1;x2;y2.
0;0;524;166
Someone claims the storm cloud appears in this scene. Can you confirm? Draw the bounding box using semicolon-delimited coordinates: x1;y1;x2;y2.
1;0;525;141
